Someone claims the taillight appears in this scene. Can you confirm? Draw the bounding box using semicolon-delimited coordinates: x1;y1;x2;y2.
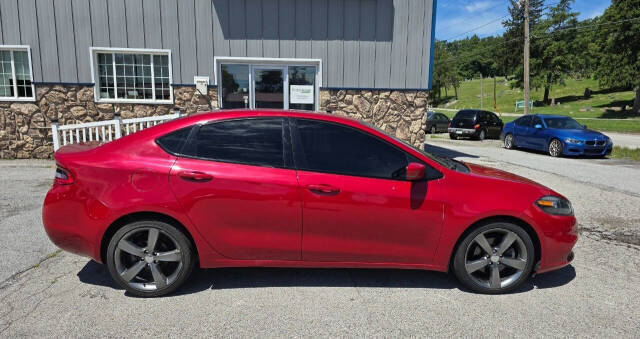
474;124;480;129
54;166;74;185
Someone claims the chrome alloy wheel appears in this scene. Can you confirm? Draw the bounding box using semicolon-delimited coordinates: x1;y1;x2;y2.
114;227;183;291
464;229;528;289
504;134;514;149
549;139;563;157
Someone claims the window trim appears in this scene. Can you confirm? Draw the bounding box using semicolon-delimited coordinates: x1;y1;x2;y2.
89;47;173;104
0;45;35;102
214;57;322;111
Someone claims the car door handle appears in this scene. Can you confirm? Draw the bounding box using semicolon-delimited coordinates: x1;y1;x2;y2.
179;171;213;182
307;184;340;194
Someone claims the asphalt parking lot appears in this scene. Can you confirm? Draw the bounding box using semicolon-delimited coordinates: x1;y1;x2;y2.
1;142;639;337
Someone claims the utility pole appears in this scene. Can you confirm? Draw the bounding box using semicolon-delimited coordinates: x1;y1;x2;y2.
523;0;531;115
480;74;483;110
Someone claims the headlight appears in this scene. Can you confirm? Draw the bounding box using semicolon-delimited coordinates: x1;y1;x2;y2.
606;138;613;145
565;138;582;144
535;196;573;216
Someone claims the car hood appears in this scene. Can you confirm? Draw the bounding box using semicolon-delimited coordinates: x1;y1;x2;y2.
464;162;550;191
553;128;608;140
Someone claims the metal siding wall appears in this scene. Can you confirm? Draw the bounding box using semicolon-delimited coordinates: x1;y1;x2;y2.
421;0;435;88
405;0;424;88
89;0;110;47
245;0;262;57
374;0;392;88
229;0;246;57
107;0;127;47
1;0;20;45
178;0;197;83
295;0;311;58
212;0;230;57
142;0;162;49
55;0;78;83
72;0;93;83
342;0;359;87
278;0;295;58
326;0;344;87
37;0;60;82
160;0;181;83
389;0;408;88
18;0;42;81
261;0;279;58
311;0;328;85
358;0;376;87
195;0;214;76
125;0;144;47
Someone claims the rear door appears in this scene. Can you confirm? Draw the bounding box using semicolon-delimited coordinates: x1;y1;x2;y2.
291;118;444;264
487;112;503;138
168;117;302;260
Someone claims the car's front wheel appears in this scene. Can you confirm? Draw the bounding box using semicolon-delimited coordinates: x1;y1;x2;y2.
504;133;515;149
452;222;535;294
106;220;195;297
548;139;563;157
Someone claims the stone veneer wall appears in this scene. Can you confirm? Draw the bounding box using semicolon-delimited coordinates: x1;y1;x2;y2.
0;85;218;159
0;85;428;159
319;89;428;149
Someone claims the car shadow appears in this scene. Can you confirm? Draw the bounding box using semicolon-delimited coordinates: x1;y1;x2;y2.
424;144;479;159
511;146;609;160
77;261;576;297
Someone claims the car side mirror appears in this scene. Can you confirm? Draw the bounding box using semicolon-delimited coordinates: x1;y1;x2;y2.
406;162;426;181
534;124;543;129
583;124;588;129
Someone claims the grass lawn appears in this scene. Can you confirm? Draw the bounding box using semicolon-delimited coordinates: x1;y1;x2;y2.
610;146;640;161
434;78;640;133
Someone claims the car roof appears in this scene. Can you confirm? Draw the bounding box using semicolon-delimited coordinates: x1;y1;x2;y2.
187;109;364;125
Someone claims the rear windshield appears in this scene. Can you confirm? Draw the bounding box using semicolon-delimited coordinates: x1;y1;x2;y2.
453;110;476;119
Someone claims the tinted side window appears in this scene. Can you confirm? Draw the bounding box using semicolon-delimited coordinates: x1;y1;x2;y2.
515;116;532;127
156;126;193;154
295;119;409;179
531;116;543;126
189;118;284;167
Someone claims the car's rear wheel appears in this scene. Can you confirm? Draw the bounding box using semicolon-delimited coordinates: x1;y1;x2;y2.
548;139;563;157
453;222;535;294
504;133;515;149
449;133;458;140
476;128;486;141
106;220;194;297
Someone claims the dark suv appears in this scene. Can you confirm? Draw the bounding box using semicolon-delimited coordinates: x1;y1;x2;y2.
448;109;504;140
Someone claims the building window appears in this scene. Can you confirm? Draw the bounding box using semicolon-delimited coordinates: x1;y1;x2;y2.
0;46;34;101
92;48;172;103
215;57;321;111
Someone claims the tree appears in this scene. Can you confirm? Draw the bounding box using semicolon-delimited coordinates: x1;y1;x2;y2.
432;41;457;103
595;0;640;114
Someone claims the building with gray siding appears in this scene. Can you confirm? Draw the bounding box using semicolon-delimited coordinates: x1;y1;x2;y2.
0;0;436;159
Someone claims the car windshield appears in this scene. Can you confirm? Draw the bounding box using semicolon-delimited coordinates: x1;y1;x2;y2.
542;117;584;130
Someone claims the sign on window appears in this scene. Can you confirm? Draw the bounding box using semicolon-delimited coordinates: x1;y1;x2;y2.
289;85;314;104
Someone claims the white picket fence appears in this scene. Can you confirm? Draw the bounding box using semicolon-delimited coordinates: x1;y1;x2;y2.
51;113;185;151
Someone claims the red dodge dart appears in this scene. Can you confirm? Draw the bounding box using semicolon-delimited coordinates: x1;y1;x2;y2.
43;110;577;297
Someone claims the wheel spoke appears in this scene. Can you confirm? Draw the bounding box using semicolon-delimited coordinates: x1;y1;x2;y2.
118;239;145;257
496;231;517;256
465;257;490;273
501;257;526;270
155;249;181;262
120;261;146;282
147;228;159;252
474;233;493;255
489;265;501;288
149;263;167;289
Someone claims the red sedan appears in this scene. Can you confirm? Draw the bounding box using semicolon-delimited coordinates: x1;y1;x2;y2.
43;110;577;297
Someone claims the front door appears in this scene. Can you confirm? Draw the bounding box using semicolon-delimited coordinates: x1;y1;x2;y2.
291;118;444;264
252;67;287;109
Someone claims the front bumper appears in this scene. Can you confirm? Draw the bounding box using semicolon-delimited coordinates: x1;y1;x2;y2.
563;142;613;156
531;207;579;274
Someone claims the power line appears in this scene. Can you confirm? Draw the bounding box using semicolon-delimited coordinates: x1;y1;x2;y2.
442;15;509;41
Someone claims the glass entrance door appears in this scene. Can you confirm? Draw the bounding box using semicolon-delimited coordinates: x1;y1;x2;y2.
251;67;287;109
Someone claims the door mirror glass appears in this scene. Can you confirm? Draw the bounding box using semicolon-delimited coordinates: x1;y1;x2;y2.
406;162;426;181
534;124;542;129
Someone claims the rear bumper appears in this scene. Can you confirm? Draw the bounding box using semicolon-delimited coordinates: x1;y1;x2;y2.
448;128;477;136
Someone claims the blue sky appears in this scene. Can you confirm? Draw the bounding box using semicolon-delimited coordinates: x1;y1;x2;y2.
435;0;611;41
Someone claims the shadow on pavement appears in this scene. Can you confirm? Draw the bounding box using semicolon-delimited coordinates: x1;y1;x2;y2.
424;144;479;159
77;260;576;297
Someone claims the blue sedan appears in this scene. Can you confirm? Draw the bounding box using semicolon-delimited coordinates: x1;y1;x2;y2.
501;114;613;157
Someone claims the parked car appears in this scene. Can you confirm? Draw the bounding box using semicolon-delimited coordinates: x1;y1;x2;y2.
43;110;577;297
501;114;613;157
425;111;451;134
448;109;504;140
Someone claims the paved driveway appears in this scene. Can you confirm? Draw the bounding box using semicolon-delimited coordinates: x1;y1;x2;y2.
1;149;639;337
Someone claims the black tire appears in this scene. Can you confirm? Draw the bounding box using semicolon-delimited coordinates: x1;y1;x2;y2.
106;220;195;297
449;133;458;140
452;222;535;294
475;128;486;141
548;138;563;157
504;133;515;149
430;126;436;134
